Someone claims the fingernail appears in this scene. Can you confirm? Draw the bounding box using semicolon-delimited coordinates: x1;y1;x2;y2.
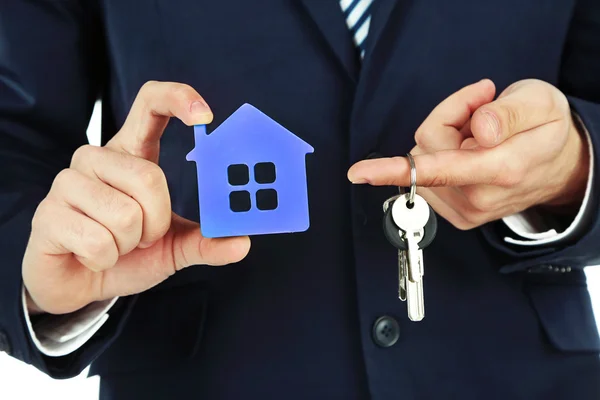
350;177;368;184
139;240;157;249
482;111;500;143
190;101;213;124
190;99;210;113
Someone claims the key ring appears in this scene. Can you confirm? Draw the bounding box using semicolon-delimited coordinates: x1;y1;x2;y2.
406;153;416;205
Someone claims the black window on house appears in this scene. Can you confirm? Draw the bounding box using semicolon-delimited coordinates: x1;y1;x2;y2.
227;164;250;186
227;162;278;212
254;162;276;184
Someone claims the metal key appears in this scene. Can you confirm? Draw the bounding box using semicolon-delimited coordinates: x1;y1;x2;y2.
405;270;425;321
384;194;436;305
383;199;437;252
392;193;429;321
392;193;429;282
382;153;436;321
398;245;424;321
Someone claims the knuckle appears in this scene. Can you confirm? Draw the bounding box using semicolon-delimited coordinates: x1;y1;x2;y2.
554;92;570;116
90;183;119;212
148;213;172;242
501;80;528;96
464;188;495;213
31;198;53;231
71;144;95;168
485;153;518;187
428;175;448;187
115;200;143;233
81;228;115;261
170;83;193;97
495;158;525;187
52;168;78;194
140;80;159;93
414;128;429;148
548;88;570;118
137;163;167;191
427;171;452;187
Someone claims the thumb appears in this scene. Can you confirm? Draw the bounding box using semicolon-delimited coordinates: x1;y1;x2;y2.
170;214;251;269
470;79;566;148
107;81;213;163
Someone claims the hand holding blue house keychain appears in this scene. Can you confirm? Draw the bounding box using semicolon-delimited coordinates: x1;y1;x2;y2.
186;104;314;238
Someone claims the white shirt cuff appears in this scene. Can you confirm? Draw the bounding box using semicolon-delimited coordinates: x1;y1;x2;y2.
502;113;595;246
22;286;118;357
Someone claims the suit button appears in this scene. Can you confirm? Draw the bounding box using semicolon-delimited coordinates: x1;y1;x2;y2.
372;316;400;347
0;330;11;355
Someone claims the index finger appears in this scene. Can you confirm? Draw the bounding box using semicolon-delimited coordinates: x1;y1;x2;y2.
106;81;213;161
347;149;505;188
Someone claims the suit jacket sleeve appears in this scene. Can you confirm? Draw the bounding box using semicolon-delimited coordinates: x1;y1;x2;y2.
0;1;134;379
481;0;600;273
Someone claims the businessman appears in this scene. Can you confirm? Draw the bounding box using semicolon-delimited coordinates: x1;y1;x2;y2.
1;1;600;399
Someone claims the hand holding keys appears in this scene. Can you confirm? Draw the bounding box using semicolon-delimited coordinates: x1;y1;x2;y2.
382;154;437;322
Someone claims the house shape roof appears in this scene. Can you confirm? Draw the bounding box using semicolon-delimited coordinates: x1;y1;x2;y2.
186;103;314;159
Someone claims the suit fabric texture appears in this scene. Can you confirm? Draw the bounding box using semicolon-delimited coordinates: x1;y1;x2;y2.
1;1;600;399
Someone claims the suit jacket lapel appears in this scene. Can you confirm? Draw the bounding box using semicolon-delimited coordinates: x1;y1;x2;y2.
298;0;360;83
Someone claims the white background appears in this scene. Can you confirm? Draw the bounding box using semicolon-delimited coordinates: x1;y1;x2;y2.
1;103;599;399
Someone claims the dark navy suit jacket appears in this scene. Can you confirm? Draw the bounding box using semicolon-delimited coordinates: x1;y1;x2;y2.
1;1;600;399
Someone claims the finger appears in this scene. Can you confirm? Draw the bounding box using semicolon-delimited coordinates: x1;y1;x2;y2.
49;168;143;255
348;149;506;188
414;79;496;151
460;137;479;150
71;145;171;245
32;199;119;272
420;186;527;230
170;214;251;269
471;79;568;147
107;81;213;161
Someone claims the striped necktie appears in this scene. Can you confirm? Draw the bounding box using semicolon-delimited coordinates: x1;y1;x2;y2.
339;0;374;59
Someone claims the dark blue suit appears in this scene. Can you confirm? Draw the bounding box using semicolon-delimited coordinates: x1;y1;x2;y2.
1;1;600;398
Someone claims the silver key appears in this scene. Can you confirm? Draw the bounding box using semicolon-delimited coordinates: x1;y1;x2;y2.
405;272;425;321
392;193;429;321
399;246;425;321
392;193;429;282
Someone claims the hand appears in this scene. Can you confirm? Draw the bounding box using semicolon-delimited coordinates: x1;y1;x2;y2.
347;79;590;230
23;81;251;315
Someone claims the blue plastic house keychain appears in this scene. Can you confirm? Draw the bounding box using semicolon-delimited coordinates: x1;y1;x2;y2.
186;104;314;238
